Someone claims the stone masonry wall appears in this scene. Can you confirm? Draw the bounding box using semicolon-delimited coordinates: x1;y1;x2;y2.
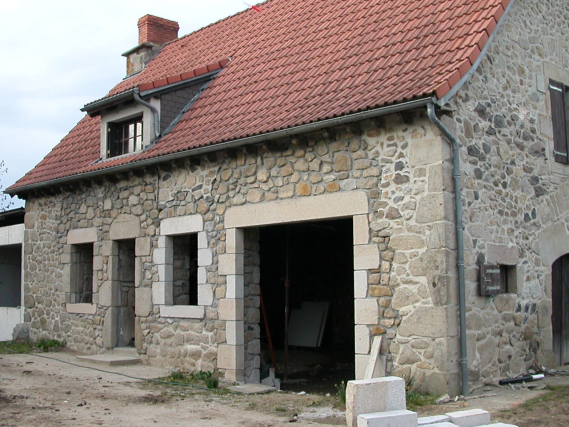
445;0;569;384
23;111;458;393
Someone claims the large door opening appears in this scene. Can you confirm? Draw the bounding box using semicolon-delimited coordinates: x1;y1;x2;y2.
116;239;136;347
552;254;569;365
259;218;354;393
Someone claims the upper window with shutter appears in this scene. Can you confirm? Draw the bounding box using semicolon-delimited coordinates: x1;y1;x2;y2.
550;79;569;165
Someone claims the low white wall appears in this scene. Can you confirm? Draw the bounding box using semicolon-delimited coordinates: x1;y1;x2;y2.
0;307;23;341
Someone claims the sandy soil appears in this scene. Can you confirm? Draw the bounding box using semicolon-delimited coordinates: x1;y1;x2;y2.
1;350;569;427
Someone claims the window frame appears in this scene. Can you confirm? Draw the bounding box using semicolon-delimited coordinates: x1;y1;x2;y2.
549;79;569;165
107;115;143;158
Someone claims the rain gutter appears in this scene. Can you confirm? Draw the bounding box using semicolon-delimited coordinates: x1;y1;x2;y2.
133;88;160;139
8;97;431;195
427;102;468;397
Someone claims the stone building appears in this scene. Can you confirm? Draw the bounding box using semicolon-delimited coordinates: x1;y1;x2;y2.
6;0;569;396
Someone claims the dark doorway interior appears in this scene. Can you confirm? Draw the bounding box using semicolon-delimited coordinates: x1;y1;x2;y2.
259;218;354;393
0;244;22;307
117;239;136;347
552;254;569;366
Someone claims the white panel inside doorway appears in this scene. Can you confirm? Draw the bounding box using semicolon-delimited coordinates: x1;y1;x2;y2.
288;301;329;347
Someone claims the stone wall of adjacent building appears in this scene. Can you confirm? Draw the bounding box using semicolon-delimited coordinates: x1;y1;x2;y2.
23;109;462;394
445;0;569;384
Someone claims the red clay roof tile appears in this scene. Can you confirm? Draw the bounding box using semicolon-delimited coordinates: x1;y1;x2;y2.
10;0;510;191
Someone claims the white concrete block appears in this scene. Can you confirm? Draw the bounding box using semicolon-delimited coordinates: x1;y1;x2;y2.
355;299;379;325
477;424;517;427
67;227;97;244
418;415;450;425
218;299;244;321
226;275;245;298
198;231;208;249
346;377;407;427
355;325;371;354
225;191;368;228
355;354;369;380
109;214;141;240
157;264;173;282
160;305;204;319
353;215;369;245
198;284;214;306
198;248;213;266
152;281;172;305
161;214;203;235
99;281;118;307
135;287;153;317
218;253;244;275
445;409;491;427
226;228;244;254
226;321;244;345
423;423;458;427
354;270;368;298
153;247;173;265
198;267;207;284
66;303;97;315
217;344;244;370
357;410;417;427
354;245;380;270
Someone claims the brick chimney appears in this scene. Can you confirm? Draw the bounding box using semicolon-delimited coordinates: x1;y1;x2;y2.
138;15;179;45
122;15;180;77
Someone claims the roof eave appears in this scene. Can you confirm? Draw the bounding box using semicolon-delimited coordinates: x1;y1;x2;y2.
7;97;434;196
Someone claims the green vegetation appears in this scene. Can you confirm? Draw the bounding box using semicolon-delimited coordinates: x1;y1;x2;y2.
0;341;33;354
520;385;569;409
405;390;437;411
336;380;347;404
164;370;219;389
35;339;65;351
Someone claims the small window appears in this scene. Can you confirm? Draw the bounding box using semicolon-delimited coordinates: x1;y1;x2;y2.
549;79;569;164
173;234;198;305
479;264;517;296
70;244;94;303
107;116;143;158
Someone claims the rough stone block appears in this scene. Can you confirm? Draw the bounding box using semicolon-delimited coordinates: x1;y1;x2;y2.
354;271;368;298
226;275;245;298
226;228;245;254
100;240;118;256
103;307;118;349
161;214;203;235
226;320;244;345
538;221;569;266
355;299;379;325
398;306;458;338
353;215;369;245
416;192;453;223
67;227;97;244
99;281;119;307
135;288;152;317
135;237;151;256
12;323;30;342
418;415;450;425
217;344;244;370
409;136;450;167
357;410;417;427
354;245;380;270
445;409;491;427
346;377;407;427
218;254;244;275
219;299;244;321
109;214;140;240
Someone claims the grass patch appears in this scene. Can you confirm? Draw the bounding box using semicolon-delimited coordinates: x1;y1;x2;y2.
0;341;33;354
519;385;569;409
35;339;65;351
406;391;437;411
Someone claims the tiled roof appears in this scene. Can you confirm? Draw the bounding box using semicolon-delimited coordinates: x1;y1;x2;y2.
9;0;510;192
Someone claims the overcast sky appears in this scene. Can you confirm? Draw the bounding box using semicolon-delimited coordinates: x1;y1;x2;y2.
0;0;251;207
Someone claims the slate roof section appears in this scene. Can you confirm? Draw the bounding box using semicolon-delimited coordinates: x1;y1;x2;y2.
9;0;511;192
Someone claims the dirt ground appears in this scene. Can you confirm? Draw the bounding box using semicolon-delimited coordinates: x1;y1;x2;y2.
1;350;569;427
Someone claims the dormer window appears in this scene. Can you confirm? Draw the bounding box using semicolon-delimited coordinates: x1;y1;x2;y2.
107;116;143;158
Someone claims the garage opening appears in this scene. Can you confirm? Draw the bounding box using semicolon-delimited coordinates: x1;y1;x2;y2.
259;218;354;393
